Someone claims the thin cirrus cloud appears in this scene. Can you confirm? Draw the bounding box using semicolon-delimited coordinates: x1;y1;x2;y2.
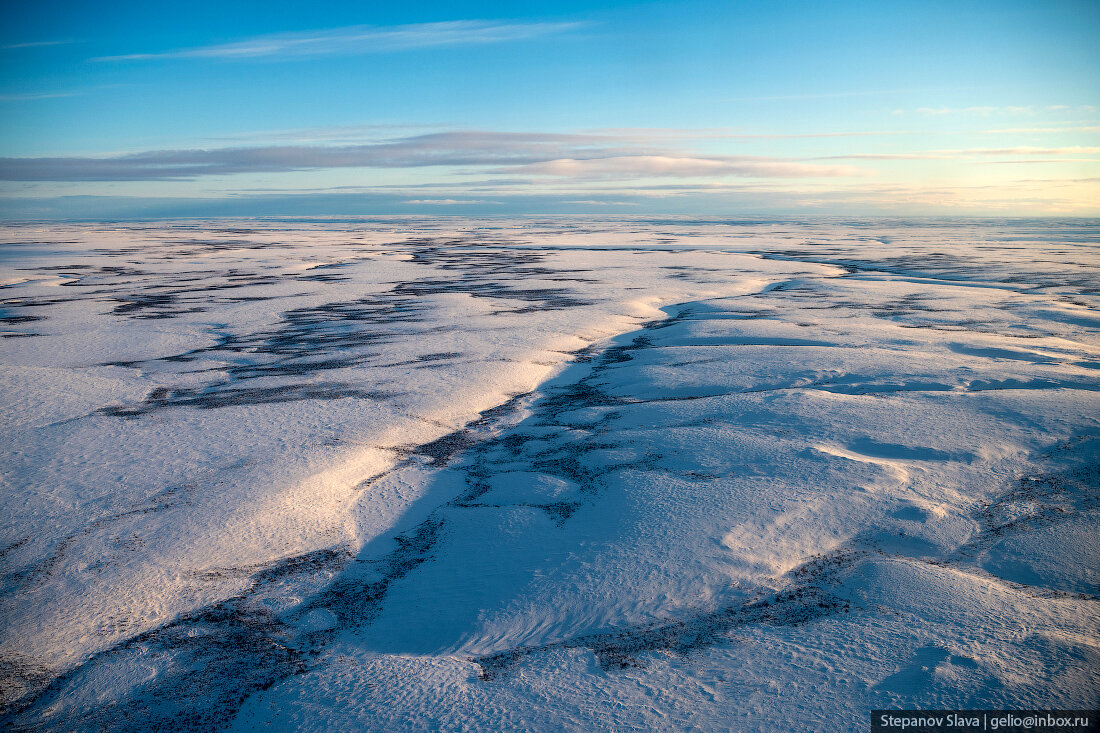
815;146;1100;161
0;91;81;102
0;40;73;50
894;105;1091;117
94;20;582;62
206;125;913;146
981;126;1100;135
204;123;458;144
587;128;912;141
0;136;869;182
0;83;132;104
506;156;870;178
0;131;642;181
402;199;494;205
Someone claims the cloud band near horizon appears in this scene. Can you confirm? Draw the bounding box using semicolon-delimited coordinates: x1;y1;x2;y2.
0;131;869;181
94;20;583;62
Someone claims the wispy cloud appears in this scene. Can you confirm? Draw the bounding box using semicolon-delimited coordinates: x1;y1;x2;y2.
958;146;1100;155
95;20;582;62
979;158;1100;165
725;87;972;102
507;155;869;179
0;40;72;50
0;83;132;104
0;91;80;102
204;123;456;144
895;104;1092;117
402;199;494;205
6;128;1091;196
587;127;912;141
814;146;1100;161
981;125;1100;135
0;132;639;181
0;131;872;185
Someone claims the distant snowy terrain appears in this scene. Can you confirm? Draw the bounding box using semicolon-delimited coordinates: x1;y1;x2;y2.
1;217;1097;731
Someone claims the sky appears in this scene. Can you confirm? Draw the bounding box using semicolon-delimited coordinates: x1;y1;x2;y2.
1;0;1098;218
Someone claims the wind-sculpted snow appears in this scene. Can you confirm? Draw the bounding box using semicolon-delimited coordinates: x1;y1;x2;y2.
1;217;1098;731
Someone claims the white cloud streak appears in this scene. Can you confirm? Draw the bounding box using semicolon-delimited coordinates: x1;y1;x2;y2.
565;200;639;205
0;91;80;102
0;83;133;104
0;40;72;50
896;105;1092;117
815;146;1100;161
95;20;582;62
0;132;874;183
0;132;641;181
402;199;493;204
508;156;869;179
725;87;972;102
981;126;1100;135
587;128;912;141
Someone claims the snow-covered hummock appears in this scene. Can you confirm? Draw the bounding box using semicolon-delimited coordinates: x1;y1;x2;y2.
1;217;1097;731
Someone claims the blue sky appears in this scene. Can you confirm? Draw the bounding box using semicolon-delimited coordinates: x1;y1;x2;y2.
2;0;1097;217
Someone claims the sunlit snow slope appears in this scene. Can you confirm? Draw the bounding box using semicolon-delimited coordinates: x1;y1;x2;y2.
1;217;1097;731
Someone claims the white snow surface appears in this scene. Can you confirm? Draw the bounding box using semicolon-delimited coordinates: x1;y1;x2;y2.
0;217;1097;731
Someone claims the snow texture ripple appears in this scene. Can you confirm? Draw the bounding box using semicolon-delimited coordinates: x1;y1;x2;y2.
0;217;1097;731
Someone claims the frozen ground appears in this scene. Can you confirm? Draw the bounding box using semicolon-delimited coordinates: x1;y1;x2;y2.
0;217;1097;731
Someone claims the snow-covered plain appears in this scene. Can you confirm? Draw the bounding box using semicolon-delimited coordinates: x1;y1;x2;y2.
1;217;1097;731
